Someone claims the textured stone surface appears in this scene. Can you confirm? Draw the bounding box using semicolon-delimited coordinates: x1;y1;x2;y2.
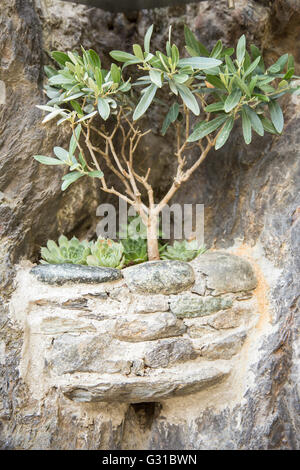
123;260;195;294
170;293;233;318
62;364;231;403
48;333;132;375
192;328;248;360
191;252;257;295
130;295;169;314
113;312;186;342
30;263;123;285
144;338;195;368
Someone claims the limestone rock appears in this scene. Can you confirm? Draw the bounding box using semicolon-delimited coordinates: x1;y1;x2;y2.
144;338;196;368
113;312;186;342
30;263;123;285
184;305;253;338
48;333;131;375
122;260;195;294
170;293;233;318
192;328;247;360
130;294;169;314
62;364;231;403
191;252;257;295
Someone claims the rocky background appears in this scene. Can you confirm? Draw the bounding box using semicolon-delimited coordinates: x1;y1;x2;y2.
0;0;299;449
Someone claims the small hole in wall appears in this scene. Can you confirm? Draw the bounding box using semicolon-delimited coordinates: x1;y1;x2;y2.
130;402;162;430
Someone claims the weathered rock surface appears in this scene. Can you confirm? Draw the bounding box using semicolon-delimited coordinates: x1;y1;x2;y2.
130;294;169;314
170;293;233;318
192;328;248;360
30;263;123;285
144;338;196;368
62;364;231;403
123;260;195;294
113;312;186;342
48;333;132;375
191;252;257;295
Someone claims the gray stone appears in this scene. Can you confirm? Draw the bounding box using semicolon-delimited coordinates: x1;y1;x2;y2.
48;334;131;375
39;316;97;335
184;305;252;338
191;252;257;295
130;294;169;314
30;263;123;285
123;260;195;294
62;364;231;403
113;312;186;342
170;293;233;318
144;338;196;368
192;328;247;360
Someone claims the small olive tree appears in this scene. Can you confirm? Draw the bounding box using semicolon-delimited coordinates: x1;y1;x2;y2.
34;25;298;261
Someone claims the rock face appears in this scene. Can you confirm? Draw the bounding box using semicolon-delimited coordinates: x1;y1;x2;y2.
7;252;262;443
0;0;299;451
30;263;123;285
123;260;195;294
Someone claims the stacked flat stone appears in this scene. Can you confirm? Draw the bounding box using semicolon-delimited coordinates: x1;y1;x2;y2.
19;252;258;403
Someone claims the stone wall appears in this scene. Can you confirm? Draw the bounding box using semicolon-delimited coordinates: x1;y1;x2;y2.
9;252;265;449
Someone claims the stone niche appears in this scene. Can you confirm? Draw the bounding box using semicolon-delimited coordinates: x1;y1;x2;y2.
10;251;259;406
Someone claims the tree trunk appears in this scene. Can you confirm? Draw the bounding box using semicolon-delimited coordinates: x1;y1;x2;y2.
147;212;160;261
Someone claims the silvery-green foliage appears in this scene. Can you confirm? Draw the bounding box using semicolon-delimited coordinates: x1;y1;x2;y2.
161;240;206;262
87;238;125;269
40;235;92;265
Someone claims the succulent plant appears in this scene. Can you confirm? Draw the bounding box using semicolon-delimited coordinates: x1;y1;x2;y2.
87;238;125;269
121;237;148;266
161;240;206;262
40;235;92;265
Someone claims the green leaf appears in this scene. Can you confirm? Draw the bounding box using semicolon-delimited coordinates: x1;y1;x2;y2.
241;107;252;144
97;98;110;121
178;57;222;70
210;40;223;59
243;56;261;79
88;170;104;178
88;49;101;69
236;35;246;66
224;88;242;113
250;44;265;72
268;100;284;133
133;44;144;60
149;69;162;88
161;103;179;135
244;105;264;136
54;147;69;162
110;63;121;83
133;83;158;120
260;116;278;134
188;115;227;142
144;25;154;54
204;102;224;112
225;55;236;74
110;50;140;63
176;84;200;115
34;155;65;165
71;100;83;115
69;124;81;156
205;74;226;90
184;25;209;57
51;51;70;67
268;54;288;74
215;116;234;150
234;75;250;97
171;44;179;66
